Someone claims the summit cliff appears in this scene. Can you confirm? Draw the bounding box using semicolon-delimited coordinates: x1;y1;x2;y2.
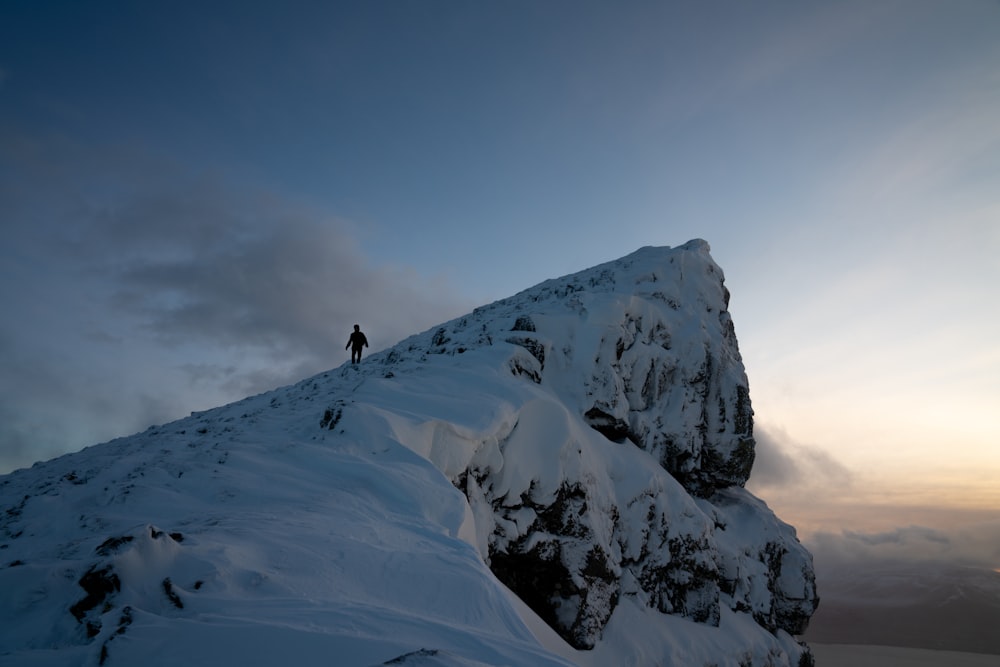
0;240;818;666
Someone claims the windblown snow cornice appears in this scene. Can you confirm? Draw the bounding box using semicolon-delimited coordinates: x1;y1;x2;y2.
0;239;818;667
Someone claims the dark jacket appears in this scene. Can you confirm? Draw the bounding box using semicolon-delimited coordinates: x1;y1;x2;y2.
347;331;368;350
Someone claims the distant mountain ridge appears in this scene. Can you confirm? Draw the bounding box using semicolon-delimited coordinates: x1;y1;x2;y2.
0;240;818;666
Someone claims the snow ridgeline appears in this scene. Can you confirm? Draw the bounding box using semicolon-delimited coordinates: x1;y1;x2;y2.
0;240;817;666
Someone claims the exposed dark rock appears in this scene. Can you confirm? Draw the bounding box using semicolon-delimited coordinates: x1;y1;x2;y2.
95;535;134;556
383;648;440;664
162;578;184;609
486;482;622;650
506;336;545;369
70;564;121;636
320;401;346;430
508;355;541;384
430;327;450;348
584;407;630;443
64;471;87;485
490;541;574;645
511;315;536;332
99;605;134;665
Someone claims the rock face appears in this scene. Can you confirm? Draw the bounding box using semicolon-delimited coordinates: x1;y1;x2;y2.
382;240;817;654
0;240;818;666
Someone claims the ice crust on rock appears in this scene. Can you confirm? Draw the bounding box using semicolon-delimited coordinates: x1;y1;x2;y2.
0;240;817;667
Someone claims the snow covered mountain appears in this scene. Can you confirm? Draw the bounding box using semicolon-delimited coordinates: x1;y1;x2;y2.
0;240;818;667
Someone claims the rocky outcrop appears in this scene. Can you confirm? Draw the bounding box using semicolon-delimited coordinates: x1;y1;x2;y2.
386;240;817;658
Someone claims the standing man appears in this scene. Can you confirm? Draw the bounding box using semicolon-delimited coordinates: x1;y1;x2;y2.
346;324;369;364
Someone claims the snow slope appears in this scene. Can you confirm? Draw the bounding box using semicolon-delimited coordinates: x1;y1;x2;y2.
1;240;817;666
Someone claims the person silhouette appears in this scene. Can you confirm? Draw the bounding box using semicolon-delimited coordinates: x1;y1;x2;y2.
346;324;369;364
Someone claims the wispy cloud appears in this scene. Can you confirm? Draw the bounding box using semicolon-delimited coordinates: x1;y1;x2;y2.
650;2;903;123
84;180;467;360
843;525;950;547
727;2;897;93
4;127;476;356
834;81;1000;207
747;423;854;495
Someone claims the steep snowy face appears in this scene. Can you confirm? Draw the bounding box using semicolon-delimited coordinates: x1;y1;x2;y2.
517;239;756;497
384;239;754;497
0;240;817;667
346;239;816;653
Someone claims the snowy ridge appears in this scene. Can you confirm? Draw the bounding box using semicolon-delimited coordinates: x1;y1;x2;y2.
0;240;817;666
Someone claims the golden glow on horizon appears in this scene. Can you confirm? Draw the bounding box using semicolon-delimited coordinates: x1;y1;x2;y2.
751;458;1000;540
760;495;1000;540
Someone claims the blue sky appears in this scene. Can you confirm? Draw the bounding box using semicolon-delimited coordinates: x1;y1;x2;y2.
2;1;998;557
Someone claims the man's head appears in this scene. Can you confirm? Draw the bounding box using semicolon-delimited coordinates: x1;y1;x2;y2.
354;324;360;331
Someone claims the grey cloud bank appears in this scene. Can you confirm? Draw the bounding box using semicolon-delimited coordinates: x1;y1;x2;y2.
0;134;473;473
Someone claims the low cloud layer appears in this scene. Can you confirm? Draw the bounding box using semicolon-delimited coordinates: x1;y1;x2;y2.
747;422;1000;569
747;423;855;496
808;519;1000;571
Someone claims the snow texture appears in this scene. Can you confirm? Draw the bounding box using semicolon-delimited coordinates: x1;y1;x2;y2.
0;240;817;666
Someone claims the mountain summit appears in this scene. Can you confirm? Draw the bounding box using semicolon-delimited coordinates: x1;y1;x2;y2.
0;240;818;666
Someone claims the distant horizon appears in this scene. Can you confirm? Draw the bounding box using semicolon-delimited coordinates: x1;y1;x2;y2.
810;643;1000;667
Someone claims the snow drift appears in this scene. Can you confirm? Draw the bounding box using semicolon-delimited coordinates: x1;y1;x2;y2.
0;240;818;666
